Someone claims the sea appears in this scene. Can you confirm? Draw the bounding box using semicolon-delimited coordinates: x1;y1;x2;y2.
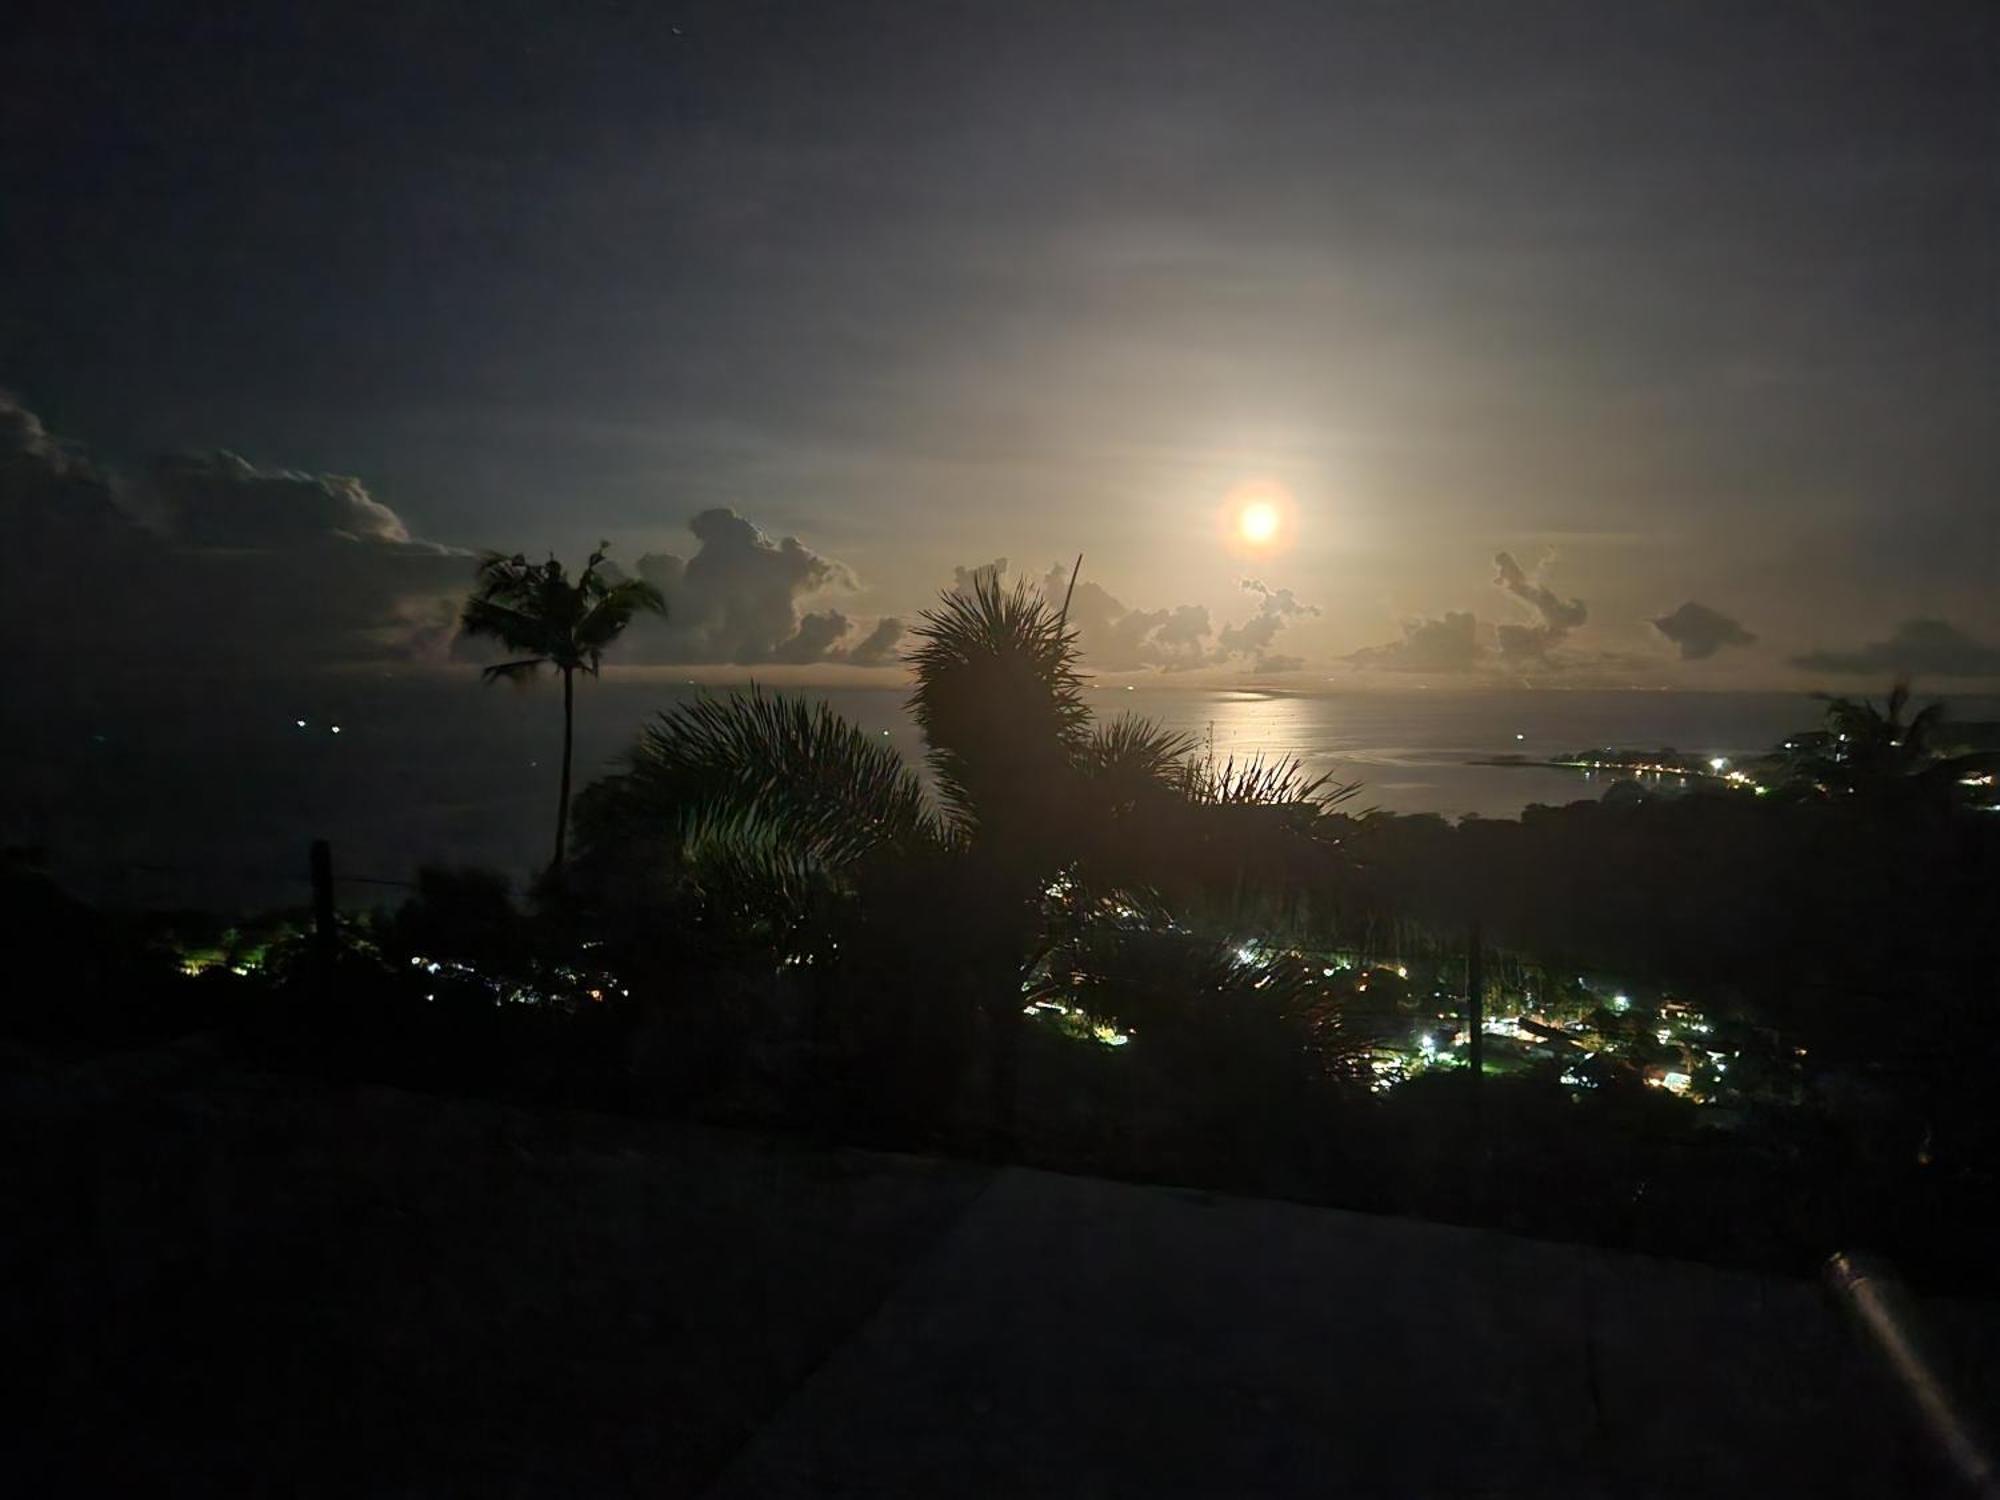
12;678;1995;912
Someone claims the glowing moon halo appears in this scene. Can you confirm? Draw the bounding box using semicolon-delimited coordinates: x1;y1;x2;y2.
1220;478;1296;556
1239;501;1280;544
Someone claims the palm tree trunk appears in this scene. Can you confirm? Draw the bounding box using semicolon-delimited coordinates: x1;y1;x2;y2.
554;665;575;869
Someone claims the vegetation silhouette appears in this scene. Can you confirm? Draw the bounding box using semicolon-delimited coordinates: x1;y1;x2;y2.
460;543;666;871
569;570;1361;1148
6;646;1996;1291
1779;681;1999;812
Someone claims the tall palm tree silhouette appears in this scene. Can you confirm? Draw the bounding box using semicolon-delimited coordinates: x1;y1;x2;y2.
461;543;666;870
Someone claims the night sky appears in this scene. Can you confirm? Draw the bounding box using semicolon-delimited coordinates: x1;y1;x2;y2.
5;0;1996;689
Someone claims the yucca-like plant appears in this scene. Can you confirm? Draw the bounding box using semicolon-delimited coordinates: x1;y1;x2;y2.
907;570;1091;846
461;543;666;869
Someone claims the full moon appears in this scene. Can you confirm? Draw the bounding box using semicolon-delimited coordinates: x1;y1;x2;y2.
1239;502;1280;544
1222;478;1295;554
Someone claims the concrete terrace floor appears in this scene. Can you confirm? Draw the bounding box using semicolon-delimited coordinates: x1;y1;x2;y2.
710;1167;2000;1498
4;1043;1996;1497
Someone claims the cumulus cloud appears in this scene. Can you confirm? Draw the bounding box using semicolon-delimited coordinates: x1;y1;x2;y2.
1793;619;2000;678
1216;579;1317;670
942;563;1314;673
622;507;897;666
952;557;1011;594
151;451;417;547
1;391;139;550
1153;604;1213;650
1345;552;1600;675
1494;551;1588;631
1345;611;1483;673
1031;564;1213;672
767;608;852;665
3;392;108;491
1492;551;1588;662
4;394;470;680
1652;601;1757;661
841;615;906;666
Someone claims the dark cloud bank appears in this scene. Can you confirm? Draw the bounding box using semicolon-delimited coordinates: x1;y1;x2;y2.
2;394;904;691
3;392;472;678
1653;602;1757;661
1794;619;2000;679
1347;562;1772;680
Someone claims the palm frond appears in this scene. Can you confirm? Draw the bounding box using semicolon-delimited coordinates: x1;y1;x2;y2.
583;690;942;874
1885;679;1911;730
480;657;548;685
1906;701;1946;753
572;691;944;945
460;594;558;656
671;801;844;945
462;543;663;674
575;577;669;665
1796;681;1958;801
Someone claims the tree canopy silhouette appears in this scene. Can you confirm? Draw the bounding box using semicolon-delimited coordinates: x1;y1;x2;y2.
1778;680;1999;813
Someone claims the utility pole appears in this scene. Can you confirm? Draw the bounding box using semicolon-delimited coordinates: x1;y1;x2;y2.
310;838;336;964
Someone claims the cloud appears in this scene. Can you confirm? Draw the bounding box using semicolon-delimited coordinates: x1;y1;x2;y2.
4;394;470;681
762;607;901;666
980;564;1313;673
1344;551;1603;676
2;393;150;673
1216;579;1318;670
1153;604;1213;649
1493;551;1587;661
3;392;112;497
1652;601;1757;661
767;608;852;665
623;507;895;665
151;450;417;547
1494;552;1588;631
144;449;470;666
1345;611;1483;673
7;397;899;680
1793;619;2000;678
1033;566;1205;672
840;615;905;666
952;557;1010;594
